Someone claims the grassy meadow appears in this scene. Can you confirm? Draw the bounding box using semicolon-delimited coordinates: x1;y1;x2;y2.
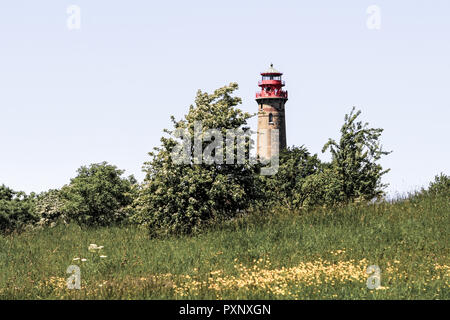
0;192;448;300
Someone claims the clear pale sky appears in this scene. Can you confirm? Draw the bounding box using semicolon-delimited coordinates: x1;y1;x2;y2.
0;0;449;197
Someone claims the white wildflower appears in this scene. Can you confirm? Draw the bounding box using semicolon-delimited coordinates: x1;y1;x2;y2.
88;244;104;251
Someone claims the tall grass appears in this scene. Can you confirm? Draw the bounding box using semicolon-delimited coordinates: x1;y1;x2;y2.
0;192;448;299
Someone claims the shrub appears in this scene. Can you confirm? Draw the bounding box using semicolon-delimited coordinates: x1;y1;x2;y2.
34;189;67;226
0;185;37;234
257;146;322;209
427;173;449;196
60;162;136;226
257;108;391;210
300;167;343;209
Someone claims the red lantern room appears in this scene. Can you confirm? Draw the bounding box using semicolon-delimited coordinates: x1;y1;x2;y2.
255;64;288;100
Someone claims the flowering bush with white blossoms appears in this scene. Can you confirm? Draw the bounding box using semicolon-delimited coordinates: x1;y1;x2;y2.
133;83;261;237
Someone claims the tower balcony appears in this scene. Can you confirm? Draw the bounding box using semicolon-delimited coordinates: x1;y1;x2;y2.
256;90;288;99
258;80;285;86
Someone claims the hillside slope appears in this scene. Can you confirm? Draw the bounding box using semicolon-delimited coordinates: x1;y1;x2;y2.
0;192;448;299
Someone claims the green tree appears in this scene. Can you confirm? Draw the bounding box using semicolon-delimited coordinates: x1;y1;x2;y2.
133;83;260;237
61;162;136;226
322;107;391;202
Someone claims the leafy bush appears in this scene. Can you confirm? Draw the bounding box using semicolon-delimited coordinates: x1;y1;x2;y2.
34;189;67;226
133;83;260;237
427;173;449;196
60;162;136;226
258;146;322;209
300;166;343;208
258;108;391;210
0;185;37;234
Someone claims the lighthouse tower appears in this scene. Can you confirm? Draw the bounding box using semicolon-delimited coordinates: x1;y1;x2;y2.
256;64;288;159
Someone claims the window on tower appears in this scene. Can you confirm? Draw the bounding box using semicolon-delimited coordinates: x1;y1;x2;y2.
262;75;281;81
268;113;273;124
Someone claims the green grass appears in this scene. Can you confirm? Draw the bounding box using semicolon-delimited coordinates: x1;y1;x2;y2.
0;192;448;299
